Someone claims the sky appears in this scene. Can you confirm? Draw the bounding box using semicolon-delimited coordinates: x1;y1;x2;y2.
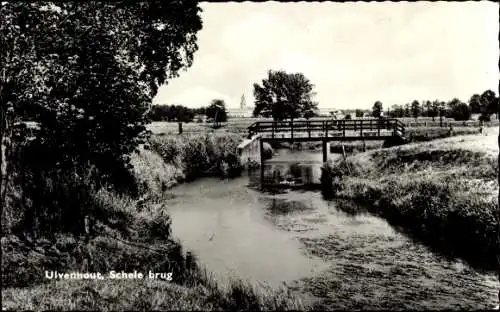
152;1;499;110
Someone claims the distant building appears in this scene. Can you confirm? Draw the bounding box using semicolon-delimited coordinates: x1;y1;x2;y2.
194;114;207;122
317;108;343;119
227;93;254;118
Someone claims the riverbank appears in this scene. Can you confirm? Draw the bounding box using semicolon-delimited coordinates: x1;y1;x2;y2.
321;127;498;271
2;132;304;311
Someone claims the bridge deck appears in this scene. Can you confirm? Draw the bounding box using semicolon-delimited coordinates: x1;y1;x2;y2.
248;118;406;142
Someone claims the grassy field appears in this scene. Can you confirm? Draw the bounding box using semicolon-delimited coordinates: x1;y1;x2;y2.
321;127;499;271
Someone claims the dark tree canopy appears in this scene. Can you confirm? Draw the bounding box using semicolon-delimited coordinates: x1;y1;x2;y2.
1;1;202;187
1;1;203;233
468;94;483;114
447;98;471;121
206;99;228;123
372;101;383;118
411;100;420;120
480;89;498;118
253;70;318;121
355;109;364;118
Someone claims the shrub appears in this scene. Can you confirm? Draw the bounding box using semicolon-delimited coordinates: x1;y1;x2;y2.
148;133;243;182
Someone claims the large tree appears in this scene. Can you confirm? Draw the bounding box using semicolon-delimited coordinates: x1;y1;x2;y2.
447;98;471;121
372;101;383;118
252;70;318;121
206;99;228;127
469;94;483;115
1;2;202;234
481;89;498;118
410;100;421;121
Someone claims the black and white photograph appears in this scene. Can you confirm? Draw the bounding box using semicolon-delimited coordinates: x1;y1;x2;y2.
1;0;499;310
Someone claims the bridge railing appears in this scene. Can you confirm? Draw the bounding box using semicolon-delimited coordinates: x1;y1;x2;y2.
248;118;405;139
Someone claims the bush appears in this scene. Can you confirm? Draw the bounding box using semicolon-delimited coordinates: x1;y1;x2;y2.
148;133;243;183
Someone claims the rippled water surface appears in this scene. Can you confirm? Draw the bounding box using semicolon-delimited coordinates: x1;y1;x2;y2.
166;149;497;309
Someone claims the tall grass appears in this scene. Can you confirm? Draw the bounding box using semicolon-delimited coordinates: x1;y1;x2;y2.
321;140;498;271
147;133;243;183
3;131;306;310
2;185;306;311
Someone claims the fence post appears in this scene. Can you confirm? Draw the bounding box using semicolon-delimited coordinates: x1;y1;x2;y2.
322;139;328;163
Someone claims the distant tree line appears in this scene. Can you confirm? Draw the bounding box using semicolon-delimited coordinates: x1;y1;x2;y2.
147;99;228;123
372;89;498;121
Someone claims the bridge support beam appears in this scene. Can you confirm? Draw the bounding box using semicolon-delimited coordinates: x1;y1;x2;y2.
322;139;328;163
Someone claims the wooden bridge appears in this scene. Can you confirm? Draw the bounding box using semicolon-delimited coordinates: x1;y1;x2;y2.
242;118;407;188
249;118;406;160
249;118;406;141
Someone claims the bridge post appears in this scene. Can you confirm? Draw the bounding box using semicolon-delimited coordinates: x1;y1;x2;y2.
322;139;327;163
290;120;294;141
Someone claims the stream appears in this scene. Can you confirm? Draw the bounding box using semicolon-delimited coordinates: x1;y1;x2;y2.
166;149;497;309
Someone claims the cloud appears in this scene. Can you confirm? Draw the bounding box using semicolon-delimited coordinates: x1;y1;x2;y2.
153;2;499;109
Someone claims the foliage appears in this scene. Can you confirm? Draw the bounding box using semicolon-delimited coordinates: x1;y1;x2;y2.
480;89;499;118
468;94;483;114
344;114;352;120
447;98;471;121
206;99;228;123
410;100;420;120
372;101;383;118
252;70;318;121
148;105;195;122
1;2;203;236
148;133;242;183
355;109;364;118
